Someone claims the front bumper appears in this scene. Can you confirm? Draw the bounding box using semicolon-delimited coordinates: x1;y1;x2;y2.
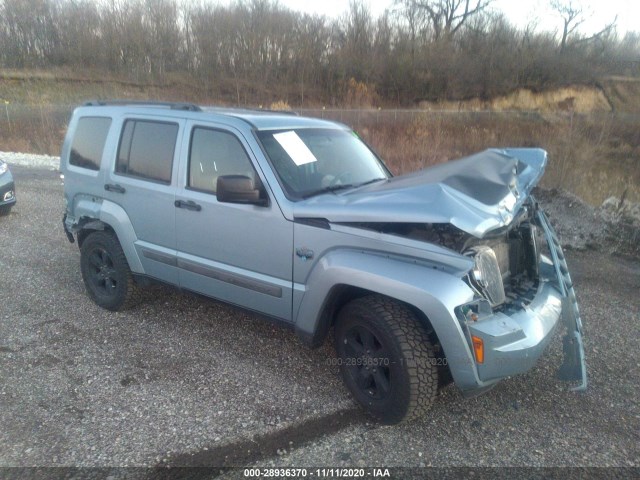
467;259;562;382
452;210;586;394
0;171;16;207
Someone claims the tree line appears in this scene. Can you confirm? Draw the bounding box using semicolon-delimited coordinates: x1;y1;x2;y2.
0;0;638;105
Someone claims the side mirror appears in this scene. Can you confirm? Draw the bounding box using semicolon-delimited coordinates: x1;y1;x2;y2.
216;175;267;206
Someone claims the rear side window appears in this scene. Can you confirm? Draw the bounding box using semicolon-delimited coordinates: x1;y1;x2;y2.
188;128;256;193
69;117;112;170
116;120;178;184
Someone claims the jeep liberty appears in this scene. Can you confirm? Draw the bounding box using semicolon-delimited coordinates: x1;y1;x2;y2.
61;101;586;424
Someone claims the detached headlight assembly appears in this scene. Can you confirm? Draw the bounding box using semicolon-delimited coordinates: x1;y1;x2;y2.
0;161;7;175
466;246;506;307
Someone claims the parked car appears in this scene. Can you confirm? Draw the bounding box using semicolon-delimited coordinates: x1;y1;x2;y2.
61;101;586;424
0;159;16;215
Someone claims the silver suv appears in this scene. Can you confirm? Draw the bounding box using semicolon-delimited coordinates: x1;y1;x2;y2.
61;101;586;424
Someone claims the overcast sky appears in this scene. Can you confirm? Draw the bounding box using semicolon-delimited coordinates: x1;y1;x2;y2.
277;0;637;36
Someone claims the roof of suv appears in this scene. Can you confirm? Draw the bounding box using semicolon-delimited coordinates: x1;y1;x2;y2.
79;101;344;131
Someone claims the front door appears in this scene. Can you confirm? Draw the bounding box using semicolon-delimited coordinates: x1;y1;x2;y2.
175;121;294;320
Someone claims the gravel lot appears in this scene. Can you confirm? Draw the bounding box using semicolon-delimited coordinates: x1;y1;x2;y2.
0;165;638;472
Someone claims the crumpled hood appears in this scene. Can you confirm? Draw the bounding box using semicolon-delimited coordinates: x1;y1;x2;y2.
293;148;547;238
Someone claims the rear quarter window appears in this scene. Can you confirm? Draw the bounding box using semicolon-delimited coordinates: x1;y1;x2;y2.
69;117;112;171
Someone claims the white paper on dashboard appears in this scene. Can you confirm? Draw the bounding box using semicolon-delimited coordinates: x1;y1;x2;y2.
273;131;318;166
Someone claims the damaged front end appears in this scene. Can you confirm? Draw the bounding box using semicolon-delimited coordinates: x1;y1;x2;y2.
294;146;587;392
349;201;587;392
537;209;587;391
454;200;587;392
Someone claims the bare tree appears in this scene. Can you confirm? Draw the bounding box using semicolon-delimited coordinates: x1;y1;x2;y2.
550;0;616;52
0;0;636;106
335;1;375;82
393;0;428;63
1;0;58;67
144;0;182;77
294;13;329;105
52;0;102;67
402;0;494;42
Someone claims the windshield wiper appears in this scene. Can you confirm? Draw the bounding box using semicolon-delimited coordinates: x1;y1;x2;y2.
300;177;387;199
354;177;387;188
301;183;355;199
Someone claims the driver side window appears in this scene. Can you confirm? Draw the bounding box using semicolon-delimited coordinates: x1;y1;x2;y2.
188;127;256;194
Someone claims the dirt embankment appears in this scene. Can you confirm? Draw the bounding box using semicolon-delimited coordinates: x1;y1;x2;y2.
600;76;640;113
0;69;218;105
420;78;640;114
1;69;639;113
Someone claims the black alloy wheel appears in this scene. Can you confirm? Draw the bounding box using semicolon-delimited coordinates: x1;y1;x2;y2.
80;231;141;311
335;295;439;424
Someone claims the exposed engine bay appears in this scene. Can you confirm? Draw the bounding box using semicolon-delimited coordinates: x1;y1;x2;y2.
341;199;544;312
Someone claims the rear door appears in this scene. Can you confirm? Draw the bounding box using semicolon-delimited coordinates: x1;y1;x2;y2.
175;121;294;320
103;115;184;284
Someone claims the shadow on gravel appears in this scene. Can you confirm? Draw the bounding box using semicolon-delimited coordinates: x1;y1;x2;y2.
155;407;367;471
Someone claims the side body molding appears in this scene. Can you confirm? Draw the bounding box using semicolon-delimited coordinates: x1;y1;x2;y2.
293;249;482;390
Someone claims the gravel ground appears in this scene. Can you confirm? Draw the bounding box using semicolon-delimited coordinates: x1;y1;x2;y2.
0;166;638;472
0;167;354;468
535;187;640;258
258;251;640;469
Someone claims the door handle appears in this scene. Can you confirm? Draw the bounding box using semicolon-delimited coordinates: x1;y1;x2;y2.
104;183;126;194
174;199;202;211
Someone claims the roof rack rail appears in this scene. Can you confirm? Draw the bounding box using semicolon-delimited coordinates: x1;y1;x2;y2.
251;107;299;116
83;100;202;112
204;106;299;116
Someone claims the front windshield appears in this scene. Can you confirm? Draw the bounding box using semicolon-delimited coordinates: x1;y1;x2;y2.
256;128;390;198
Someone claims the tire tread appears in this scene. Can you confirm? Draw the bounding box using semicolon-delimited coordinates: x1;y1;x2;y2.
80;230;142;311
336;294;439;423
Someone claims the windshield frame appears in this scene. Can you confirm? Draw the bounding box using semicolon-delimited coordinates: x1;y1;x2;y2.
253;126;392;201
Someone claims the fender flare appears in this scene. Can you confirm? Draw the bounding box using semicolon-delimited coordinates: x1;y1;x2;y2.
70;197;144;273
294;249;481;389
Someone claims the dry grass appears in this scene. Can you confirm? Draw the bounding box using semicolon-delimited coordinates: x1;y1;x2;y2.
269;100;292;111
0;104;67;154
0;68;327;107
349;111;640;206
1;106;638;206
418;85;612;114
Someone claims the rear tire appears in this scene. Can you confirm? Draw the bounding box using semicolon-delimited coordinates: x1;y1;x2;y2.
334;295;439;424
80;231;142;311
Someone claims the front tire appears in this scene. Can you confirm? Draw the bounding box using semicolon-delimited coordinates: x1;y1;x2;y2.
80;231;141;311
0;205;12;216
335;295;439;424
